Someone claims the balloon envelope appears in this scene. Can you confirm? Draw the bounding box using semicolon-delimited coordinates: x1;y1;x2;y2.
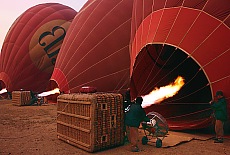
0;3;77;92
130;0;230;130
51;0;133;93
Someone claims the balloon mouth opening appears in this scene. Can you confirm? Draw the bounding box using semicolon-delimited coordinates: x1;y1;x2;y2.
130;43;212;129
131;43;212;104
0;80;7;94
44;80;60;103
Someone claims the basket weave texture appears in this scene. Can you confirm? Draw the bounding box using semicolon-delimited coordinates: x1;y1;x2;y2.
57;93;124;152
12;91;31;106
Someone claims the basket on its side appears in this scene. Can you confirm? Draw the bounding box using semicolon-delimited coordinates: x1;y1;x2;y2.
57;93;124;152
12;91;31;106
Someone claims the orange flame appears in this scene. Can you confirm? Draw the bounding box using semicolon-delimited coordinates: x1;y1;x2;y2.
0;88;7;94
38;88;60;97
142;76;185;108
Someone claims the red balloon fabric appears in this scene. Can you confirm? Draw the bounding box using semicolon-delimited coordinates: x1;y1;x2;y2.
0;0;228;131
130;0;230;130
51;0;133;93
0;3;77;92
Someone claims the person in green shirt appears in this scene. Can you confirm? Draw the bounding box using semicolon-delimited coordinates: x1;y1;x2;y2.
210;91;228;143
125;96;150;152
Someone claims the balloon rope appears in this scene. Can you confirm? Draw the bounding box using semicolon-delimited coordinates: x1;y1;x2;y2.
68;68;130;92
166;107;212;120
59;1;103;70
138;46;164;94
61;45;130;91
58;16;131;87
210;75;230;85
138;0;188;94
143;0;187;91
167;117;213;128
169;83;210;103
140;45;183;94
136;0;219;98
203;48;230;68
61;1;125;73
137;0;168;93
113;70;130;93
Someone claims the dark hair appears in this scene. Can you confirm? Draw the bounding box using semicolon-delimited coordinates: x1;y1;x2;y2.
125;90;130;95
216;91;223;96
136;96;143;104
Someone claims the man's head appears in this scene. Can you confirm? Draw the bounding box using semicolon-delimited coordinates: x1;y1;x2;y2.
125;89;131;100
216;91;223;96
216;90;224;99
136;96;143;104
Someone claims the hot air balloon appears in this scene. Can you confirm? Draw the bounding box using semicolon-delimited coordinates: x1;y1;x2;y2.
129;0;230;130
51;0;133;93
0;3;77;93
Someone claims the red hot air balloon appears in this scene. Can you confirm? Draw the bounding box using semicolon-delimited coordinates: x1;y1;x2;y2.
51;0;133;94
129;0;230;130
0;3;77;93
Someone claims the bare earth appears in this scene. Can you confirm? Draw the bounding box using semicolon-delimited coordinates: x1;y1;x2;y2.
0;99;229;155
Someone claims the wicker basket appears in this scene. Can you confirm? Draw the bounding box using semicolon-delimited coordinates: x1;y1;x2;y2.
57;93;124;152
12;91;31;106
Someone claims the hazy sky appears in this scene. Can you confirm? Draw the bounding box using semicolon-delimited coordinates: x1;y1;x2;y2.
0;0;88;51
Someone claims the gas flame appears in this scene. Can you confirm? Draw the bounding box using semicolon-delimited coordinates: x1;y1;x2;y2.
142;76;185;108
38;88;60;97
0;88;7;94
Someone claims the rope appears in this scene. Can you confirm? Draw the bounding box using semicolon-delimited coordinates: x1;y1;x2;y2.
166;107;212;120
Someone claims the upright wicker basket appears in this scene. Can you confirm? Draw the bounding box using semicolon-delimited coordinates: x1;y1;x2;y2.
12;91;31;106
57;93;124;152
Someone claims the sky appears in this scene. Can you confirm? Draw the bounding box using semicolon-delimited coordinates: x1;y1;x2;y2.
0;0;88;51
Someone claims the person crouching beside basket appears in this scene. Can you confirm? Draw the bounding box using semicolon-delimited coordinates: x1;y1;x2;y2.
125;96;150;152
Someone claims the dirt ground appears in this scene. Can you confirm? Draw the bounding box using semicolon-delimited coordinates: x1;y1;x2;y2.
0;99;229;155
